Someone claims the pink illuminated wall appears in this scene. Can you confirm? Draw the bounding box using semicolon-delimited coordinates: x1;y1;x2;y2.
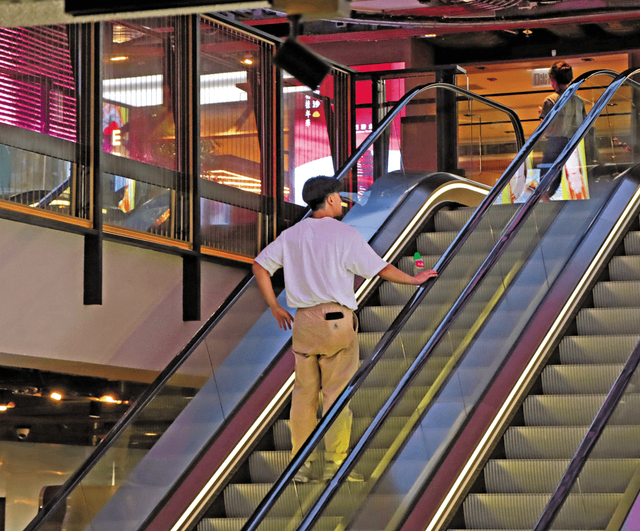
0;25;76;141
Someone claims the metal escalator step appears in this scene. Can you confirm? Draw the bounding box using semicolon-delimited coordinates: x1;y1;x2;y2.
541;364;631;394
359;302;500;333
378;276;503;306
433;208;476;232
559;335;640;364
358;330;466;359
523;394;640;426
623;230;640;255
593;281;640;308
364;356;450;388
199;517;342;531
273;415;414;452
609;255;640;281
224;482;368;518
504;426;640;459
248;449;387;483
463;492;621;530
484;458;640;494
577;307;640;335
417;231;496;255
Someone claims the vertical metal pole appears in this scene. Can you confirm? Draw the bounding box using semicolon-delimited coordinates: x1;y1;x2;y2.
83;22;103;306
436;68;458;173
372;75;388;180
181;14;201;322
274;47;285;237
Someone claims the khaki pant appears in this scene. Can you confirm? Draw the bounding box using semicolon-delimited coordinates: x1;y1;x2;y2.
291;302;359;463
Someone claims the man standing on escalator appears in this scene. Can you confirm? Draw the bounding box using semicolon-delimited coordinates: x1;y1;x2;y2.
252;176;437;483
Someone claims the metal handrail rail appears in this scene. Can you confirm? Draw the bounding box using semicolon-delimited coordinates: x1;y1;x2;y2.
290;68;632;531
241;69;619;531
531;66;640;531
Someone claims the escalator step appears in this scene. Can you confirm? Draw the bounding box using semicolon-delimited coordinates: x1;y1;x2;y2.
593;281;640;307
504;425;640;459
609;255;640;281
433;208;476;232
484;458;640;494
248;449;385;483
359;302;499;333
577;307;640;335
523;394;640;426
623;230;640;255
463;492;620;529
541;364;630;394
224;482;368;518
199;517;342;531
559;335;640;364
357;330;448;359
364;356;449;388
273;416;414;451
378;276;503;306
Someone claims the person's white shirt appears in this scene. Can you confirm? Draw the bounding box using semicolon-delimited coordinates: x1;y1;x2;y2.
255;217;387;310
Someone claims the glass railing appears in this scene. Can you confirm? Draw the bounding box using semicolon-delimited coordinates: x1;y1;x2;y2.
280;68;636;529
24;81;523;531
242;70;622;531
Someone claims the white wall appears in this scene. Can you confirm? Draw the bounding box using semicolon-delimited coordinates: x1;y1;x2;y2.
0;216;248;377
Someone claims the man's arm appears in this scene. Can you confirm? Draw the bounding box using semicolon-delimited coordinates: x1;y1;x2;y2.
378;264;437;285
252;261;294;330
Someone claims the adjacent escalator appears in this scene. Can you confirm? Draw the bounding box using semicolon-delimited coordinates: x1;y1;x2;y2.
234;70;632;531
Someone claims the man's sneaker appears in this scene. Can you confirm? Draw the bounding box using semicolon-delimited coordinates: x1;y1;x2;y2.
293;461;321;483
323;461;364;482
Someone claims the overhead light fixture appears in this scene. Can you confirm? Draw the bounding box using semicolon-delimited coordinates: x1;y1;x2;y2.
424;34;437;38
50;392;63;401
523;29;533;35
274;15;330;91
110;56;128;62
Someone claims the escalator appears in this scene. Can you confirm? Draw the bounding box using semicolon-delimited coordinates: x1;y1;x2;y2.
230;70;639;531
24;81;526;531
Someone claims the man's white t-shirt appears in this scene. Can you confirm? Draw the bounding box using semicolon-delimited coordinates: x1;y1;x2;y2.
255;217;388;310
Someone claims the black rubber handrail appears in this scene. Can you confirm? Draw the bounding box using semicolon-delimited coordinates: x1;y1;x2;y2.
532;67;640;531
23;80;523;531
241;69;619;531
291;67;636;531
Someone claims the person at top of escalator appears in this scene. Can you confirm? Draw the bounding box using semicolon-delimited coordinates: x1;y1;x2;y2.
538;61;587;197
252;176;437;483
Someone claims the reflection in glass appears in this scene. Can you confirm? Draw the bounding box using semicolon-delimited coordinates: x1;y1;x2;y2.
103;18;178;171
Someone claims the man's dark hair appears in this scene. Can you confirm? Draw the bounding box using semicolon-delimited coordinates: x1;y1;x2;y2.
302;176;341;211
549;61;573;86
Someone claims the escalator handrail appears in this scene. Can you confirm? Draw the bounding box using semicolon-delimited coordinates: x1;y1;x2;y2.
23;80;520;531
534;335;640;531
334;81;526;182
241;69;618;531
292;67;638;531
